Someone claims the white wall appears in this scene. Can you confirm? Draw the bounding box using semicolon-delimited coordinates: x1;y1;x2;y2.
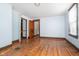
0;4;12;48
12;10;30;41
12;10;21;41
40;16;65;38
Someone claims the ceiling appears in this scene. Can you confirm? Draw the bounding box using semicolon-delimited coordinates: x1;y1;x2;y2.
11;3;72;17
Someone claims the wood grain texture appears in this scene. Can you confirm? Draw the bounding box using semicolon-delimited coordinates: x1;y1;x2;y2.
0;37;79;56
29;20;34;39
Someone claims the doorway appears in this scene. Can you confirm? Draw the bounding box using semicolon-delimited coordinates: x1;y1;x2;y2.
21;18;27;39
29;20;34;39
29;19;40;39
34;19;40;37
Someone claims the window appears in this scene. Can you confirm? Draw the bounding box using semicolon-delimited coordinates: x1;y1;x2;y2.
68;3;78;38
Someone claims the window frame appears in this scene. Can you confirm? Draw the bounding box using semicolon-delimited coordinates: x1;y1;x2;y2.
68;3;78;38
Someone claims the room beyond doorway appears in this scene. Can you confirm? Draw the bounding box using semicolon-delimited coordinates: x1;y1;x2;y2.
21;18;27;39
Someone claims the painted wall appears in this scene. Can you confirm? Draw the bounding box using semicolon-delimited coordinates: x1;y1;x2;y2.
0;4;12;48
65;4;79;48
40;16;66;38
12;10;21;41
12;10;30;40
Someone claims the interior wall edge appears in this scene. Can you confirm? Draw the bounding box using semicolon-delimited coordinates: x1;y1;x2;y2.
65;37;79;49
65;38;79;50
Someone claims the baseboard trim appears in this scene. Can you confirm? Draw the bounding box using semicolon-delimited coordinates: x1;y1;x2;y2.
0;37;78;51
40;36;79;51
65;38;79;51
40;36;65;39
12;39;19;43
0;44;12;51
0;39;19;50
34;34;39;37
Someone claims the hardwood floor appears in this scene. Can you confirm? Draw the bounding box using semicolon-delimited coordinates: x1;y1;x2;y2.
0;37;79;56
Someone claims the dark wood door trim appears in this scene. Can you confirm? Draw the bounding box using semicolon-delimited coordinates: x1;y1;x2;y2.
29;20;34;39
21;18;27;39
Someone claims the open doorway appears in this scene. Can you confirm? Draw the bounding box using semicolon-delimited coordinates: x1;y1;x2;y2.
34;19;40;37
21;18;27;40
29;19;40;39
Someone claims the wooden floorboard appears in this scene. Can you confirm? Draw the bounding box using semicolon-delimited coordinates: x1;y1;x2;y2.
0;37;79;56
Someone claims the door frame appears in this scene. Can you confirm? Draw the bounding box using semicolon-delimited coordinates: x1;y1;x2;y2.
21;17;27;39
34;19;40;37
29;20;34;39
